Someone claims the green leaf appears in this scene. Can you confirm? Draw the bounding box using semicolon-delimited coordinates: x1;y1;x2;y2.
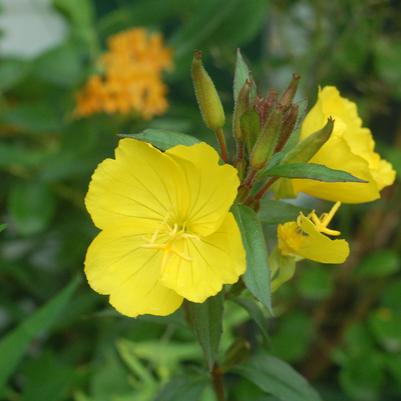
234;49;254;101
20;351;76;401
0;59;30;91
232;297;270;342
369;309;401;353
210;0;268;48
32;42;82;87
355;250;400;278
297;267;333;300
235;353;322;401
120;129;200;150
154;375;207;401
0;224;6;233
171;0;242;60
0;277;80;394
186;292;224;371
2;103;63;134
261;163;366;183
232;204;272;312
258;200;310;225
8;180;56;236
0;143;49;168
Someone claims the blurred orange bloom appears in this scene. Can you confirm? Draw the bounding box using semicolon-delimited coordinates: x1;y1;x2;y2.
75;28;172;119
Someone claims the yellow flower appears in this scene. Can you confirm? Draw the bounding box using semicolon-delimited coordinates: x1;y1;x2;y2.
75;28;172;119
84;139;245;317
292;86;395;203
277;202;349;264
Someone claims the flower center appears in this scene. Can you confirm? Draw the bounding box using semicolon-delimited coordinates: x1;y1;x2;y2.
141;217;199;262
299;201;341;236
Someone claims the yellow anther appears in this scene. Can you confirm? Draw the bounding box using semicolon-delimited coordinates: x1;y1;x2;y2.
298;202;342;237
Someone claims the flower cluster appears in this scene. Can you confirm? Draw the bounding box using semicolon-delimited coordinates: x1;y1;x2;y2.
276;87;396;271
83;51;396;316
75;28;172;119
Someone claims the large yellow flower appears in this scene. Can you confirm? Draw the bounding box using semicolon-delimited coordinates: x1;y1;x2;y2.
292;86;395;203
278;202;349;264
84;138;245;317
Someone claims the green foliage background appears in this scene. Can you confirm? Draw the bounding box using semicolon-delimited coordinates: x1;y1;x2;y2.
1;0;401;400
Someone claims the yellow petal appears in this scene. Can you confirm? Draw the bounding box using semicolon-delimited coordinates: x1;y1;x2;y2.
296;86;396;203
296;215;349;264
166;142;240;236
84;226;183;317
85;138;187;230
160;212;246;302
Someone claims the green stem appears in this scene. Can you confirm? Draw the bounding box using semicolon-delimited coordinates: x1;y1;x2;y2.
211;363;225;401
215;128;229;163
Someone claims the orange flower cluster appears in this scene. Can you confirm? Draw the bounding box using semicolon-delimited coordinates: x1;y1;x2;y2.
75;28;172;119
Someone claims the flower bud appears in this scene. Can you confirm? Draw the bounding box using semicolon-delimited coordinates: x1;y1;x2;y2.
280;73;300;107
275;104;299;152
233;79;252;142
282;117;334;163
191;50;225;131
250;106;284;170
241;109;260;153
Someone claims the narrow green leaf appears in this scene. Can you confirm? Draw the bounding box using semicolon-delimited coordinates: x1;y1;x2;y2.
232;297;270;342
235;353;322;401
0;277;81;394
262;163;367;182
0;224;6;233
232;204;272;312
234;49;254;101
154;375;207;401
186;292;224;371
120;129;200;150
259;200;310;225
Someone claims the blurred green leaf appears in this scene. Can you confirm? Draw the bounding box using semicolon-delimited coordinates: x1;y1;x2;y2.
0;277;80;395
369;309;401;353
8;180;56;236
154;375;207;401
0;59;30;91
297;266;333;300
2;103;63;133
271;313;313;363
232;204;272;312
262;163;366;182
210;0;268;48
355;250;400;279
258;200;309;225
32;42;83;87
0;143;49;168
374;37;401;98
20;351;76;401
121;129;200;150
186;292;224;371
235;353;321;401
0;224;6;233
171;0;241;60
339;352;384;401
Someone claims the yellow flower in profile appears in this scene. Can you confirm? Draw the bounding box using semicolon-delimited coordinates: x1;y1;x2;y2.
75;28;172;119
292;86;395;203
277;202;349;264
84;139;245;317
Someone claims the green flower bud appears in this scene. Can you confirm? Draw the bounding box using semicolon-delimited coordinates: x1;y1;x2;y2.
280;73;300;107
250;106;284;170
191;50;225;131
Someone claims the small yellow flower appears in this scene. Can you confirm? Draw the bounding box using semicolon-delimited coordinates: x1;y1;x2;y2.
278;202;349;264
84;139;245;317
75;28;172;119
292;86;396;203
